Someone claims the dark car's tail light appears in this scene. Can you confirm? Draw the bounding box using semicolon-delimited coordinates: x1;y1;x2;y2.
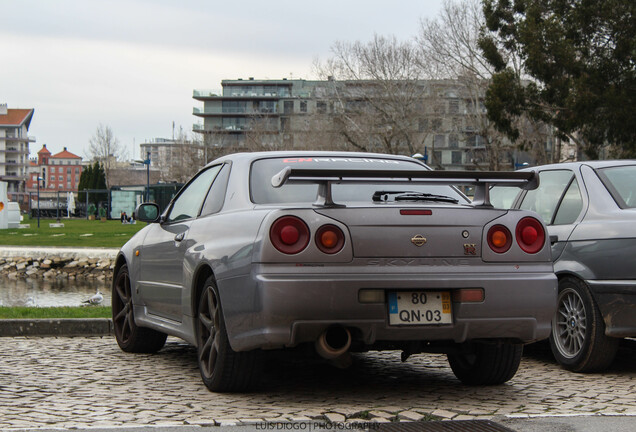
487;224;512;254
516;217;545;254
270;216;310;254
316;224;345;254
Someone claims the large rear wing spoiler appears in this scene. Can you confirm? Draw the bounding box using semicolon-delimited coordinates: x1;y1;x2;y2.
271;166;538;208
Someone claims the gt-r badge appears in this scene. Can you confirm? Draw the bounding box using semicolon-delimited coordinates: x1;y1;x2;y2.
411;235;427;246
464;244;477;255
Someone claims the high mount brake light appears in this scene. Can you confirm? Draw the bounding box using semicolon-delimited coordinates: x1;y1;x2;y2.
516;217;545;254
487;225;512;254
316;224;345;254
270;216;310;254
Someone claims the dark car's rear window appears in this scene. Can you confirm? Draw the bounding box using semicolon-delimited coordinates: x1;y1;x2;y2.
597;165;636;209
249;156;468;204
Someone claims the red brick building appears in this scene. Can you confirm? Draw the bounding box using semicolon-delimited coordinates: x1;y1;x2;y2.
27;145;83;197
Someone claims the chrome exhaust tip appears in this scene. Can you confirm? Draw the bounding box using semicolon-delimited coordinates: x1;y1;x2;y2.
315;326;352;360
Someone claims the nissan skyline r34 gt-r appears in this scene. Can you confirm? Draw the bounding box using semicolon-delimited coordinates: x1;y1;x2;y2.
112;151;557;392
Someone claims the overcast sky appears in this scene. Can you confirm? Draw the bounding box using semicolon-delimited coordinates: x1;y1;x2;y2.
2;0;443;160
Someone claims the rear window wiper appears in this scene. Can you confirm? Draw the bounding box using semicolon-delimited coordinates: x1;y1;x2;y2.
372;190;459;204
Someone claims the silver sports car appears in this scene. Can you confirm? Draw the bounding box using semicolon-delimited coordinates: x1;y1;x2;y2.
494;160;636;372
112;151;556;392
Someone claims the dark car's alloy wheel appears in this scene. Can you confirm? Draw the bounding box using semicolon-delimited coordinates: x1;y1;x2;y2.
196;276;259;392
112;264;167;353
549;277;619;372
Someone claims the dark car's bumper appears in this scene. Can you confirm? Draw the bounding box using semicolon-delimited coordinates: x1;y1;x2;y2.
588;280;636;337
218;263;557;352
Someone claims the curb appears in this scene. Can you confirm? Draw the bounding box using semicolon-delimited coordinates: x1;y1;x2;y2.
0;318;113;337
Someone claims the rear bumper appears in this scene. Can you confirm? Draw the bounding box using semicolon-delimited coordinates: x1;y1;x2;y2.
218;264;557;352
587;280;636;337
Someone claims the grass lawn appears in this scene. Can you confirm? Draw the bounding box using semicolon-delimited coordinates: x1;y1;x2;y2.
0;216;144;248
0;306;111;319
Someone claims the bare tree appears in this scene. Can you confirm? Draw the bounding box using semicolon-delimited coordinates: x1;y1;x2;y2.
87;124;126;188
315;35;434;156
416;0;556;170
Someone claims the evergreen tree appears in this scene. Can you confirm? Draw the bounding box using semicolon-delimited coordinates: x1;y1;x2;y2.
480;0;636;158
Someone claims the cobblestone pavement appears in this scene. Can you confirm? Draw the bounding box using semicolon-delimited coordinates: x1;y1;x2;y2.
1;336;635;430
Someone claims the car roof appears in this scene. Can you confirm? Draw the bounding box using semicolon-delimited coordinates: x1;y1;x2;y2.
521;160;636;171
208;150;425;167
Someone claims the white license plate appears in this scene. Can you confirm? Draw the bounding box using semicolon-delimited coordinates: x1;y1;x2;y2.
388;291;452;325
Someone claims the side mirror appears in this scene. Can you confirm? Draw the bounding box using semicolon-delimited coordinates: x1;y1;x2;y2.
135;203;160;223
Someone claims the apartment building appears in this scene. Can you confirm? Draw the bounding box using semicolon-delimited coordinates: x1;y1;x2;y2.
26;144;83;197
193;78;557;171
0;103;35;199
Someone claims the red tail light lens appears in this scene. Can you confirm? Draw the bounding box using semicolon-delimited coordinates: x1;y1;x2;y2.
516;217;545;254
315;224;345;254
270;216;310;254
487;224;512;253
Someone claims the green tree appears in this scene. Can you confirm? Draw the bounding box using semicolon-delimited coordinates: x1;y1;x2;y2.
480;0;636;158
77;162;107;214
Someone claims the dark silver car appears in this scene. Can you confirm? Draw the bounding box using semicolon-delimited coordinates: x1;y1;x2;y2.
492;160;636;372
112;151;556;391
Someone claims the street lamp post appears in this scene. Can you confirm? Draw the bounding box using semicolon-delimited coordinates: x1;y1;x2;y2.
145;151;150;202
134;152;151;202
36;176;43;228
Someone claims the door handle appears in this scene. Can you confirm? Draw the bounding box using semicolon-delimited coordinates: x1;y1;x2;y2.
174;232;185;242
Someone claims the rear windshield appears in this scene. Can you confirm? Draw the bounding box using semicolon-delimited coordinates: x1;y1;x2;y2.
597;165;636;209
250;156;468;204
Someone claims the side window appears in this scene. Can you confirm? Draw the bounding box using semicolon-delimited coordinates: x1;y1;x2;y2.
519;170;574;225
166;165;222;223
200;164;231;217
553;179;583;225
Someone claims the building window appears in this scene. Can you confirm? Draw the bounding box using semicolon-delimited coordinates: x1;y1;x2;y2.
59;175;63;181
431;118;442;132
50;175;55;181
300;101;307;113
283;101;294;114
75;167;79;173
67;168;71;174
317;101;327;114
452;151;462;165
434;134;446;148
448;99;460;114
449;134;459;148
51;167;55;173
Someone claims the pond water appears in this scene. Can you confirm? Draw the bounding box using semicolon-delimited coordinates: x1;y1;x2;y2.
0;277;112;307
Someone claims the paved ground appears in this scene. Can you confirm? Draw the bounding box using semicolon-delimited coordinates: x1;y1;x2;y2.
1;336;635;430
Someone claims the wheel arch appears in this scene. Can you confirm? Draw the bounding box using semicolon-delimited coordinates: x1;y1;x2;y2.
112;253;129;287
191;263;215;318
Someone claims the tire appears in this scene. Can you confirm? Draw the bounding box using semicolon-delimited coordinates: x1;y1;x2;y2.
196;276;259;392
549;276;619;372
448;342;523;385
112;264;167;353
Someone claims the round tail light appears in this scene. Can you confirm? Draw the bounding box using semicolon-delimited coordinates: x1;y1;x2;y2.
270;216;310;254
316;224;345;254
516;217;545;254
487;225;512;253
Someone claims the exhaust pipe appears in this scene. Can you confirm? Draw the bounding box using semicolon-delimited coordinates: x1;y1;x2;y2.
315;326;352;360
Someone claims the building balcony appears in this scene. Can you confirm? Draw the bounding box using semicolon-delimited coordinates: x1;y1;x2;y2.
0;147;29;154
0;174;28;181
193;107;279;116
193;89;284;100
192;124;279;134
1;135;36;143
0;160;23;166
